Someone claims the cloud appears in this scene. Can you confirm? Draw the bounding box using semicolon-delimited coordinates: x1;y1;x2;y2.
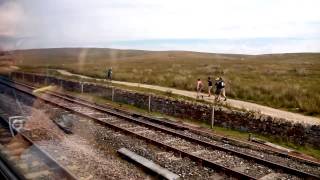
110;38;320;54
2;0;320;53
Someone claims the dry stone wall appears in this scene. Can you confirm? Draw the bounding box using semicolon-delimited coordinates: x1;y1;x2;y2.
10;72;320;148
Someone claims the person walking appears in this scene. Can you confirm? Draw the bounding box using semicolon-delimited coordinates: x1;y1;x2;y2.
196;78;204;99
215;77;227;101
106;67;113;81
208;77;213;97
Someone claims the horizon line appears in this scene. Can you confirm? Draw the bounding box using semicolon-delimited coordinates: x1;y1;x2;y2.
8;46;320;56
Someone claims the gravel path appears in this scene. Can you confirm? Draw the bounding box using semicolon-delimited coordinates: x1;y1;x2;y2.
38;135;150;180
55;69;320;125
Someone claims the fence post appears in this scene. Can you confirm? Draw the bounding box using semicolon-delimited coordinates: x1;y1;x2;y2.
60;80;63;88
248;133;252;141
112;87;114;101
211;106;215;129
45;75;48;85
148;95;151;112
81;83;84;93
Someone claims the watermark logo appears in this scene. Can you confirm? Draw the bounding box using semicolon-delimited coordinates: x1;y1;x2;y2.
9;116;28;136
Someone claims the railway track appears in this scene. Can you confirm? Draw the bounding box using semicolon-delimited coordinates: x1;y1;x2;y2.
46;88;320;166
0;78;319;180
0;116;77;180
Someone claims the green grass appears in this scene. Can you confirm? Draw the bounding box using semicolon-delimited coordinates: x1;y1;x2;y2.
10;48;320;116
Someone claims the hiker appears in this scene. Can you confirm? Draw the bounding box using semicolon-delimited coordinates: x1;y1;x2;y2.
106;67;112;81
196;78;204;99
215;77;227;101
208;77;213;97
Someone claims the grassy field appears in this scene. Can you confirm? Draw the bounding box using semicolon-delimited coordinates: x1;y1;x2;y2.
9;48;320;116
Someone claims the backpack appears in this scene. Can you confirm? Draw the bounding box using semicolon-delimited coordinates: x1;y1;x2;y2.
220;81;225;88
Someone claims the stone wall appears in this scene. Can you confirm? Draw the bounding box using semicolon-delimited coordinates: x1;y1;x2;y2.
10;72;320;148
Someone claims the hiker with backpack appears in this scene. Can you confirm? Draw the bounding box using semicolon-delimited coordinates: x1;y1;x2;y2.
215;77;227;101
208;77;213;97
106;67;112;81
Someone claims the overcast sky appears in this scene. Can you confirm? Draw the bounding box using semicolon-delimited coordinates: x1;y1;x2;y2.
0;0;319;54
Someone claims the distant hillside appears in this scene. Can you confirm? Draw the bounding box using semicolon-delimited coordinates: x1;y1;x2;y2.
0;51;14;66
11;48;320;67
12;48;152;66
11;48;252;66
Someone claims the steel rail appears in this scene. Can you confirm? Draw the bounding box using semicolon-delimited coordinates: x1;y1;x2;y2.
0;117;77;180
4;75;320;168
0;78;257;179
1;78;319;179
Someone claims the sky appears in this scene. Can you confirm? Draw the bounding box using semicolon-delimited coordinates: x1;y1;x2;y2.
0;0;319;54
